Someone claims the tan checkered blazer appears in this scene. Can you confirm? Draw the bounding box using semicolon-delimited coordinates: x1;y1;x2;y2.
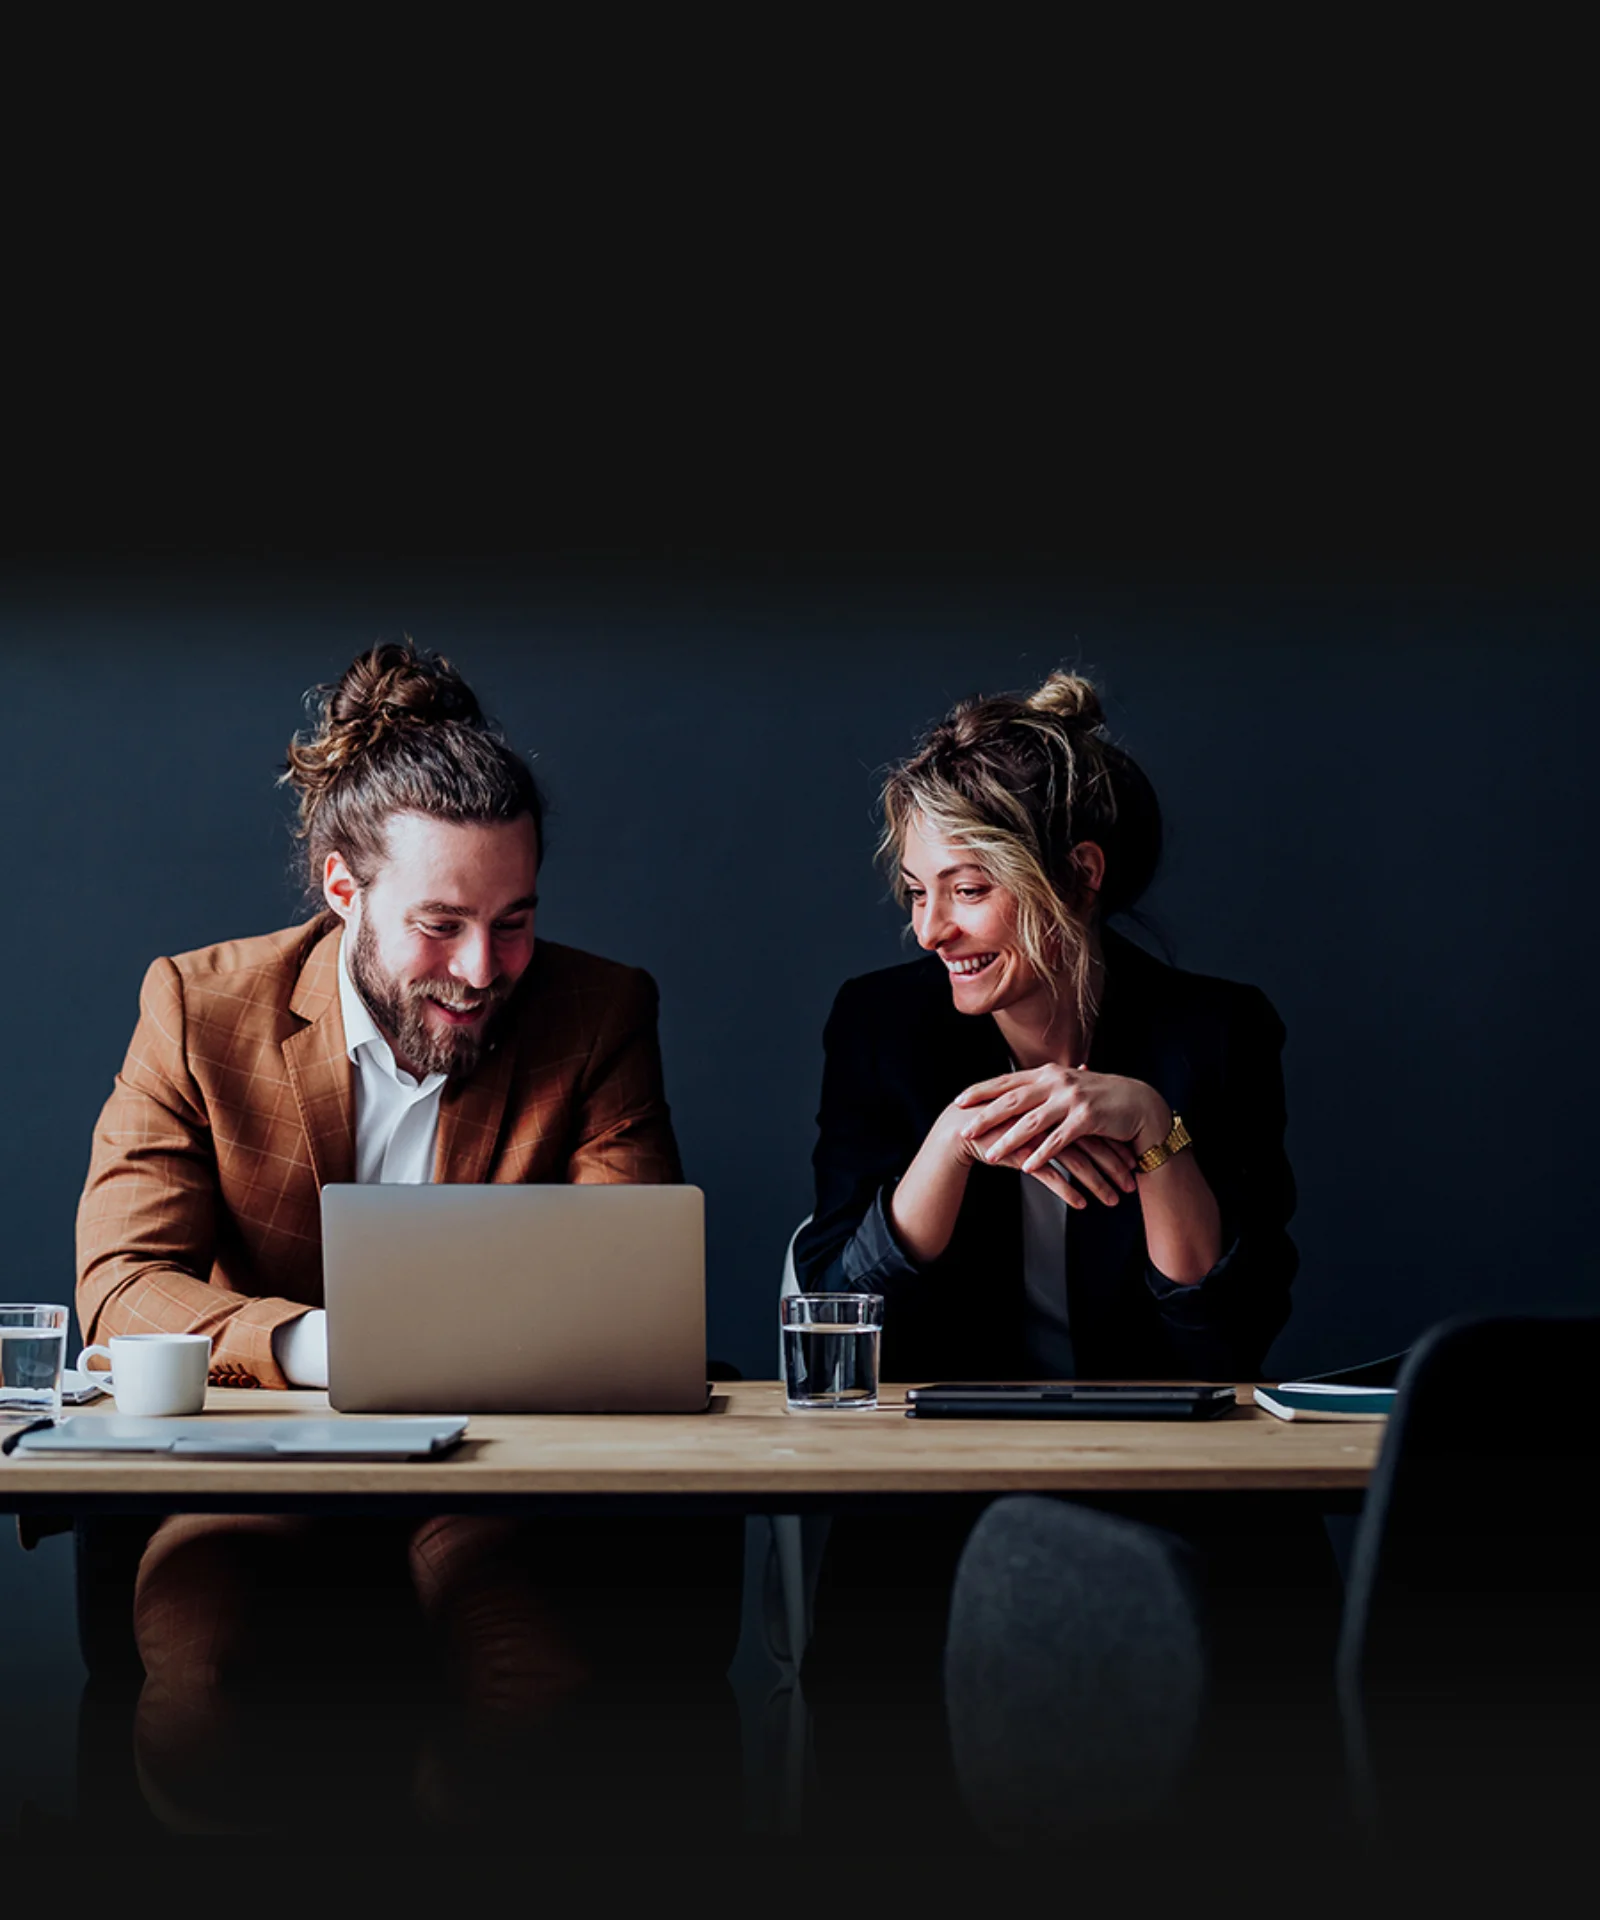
76;918;683;1387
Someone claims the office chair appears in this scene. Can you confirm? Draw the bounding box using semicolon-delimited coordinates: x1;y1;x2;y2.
1337;1312;1600;1859
768;1216;830;1675
758;1216;832;1831
943;1493;1207;1846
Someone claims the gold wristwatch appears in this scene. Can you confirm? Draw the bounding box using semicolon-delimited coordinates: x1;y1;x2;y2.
1135;1113;1191;1174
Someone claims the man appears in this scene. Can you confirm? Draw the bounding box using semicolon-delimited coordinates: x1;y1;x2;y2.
75;641;734;1837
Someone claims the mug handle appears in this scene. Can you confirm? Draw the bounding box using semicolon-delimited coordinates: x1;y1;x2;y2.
76;1345;114;1390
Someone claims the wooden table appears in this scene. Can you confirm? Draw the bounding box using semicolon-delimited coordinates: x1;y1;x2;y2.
1;1381;1380;1517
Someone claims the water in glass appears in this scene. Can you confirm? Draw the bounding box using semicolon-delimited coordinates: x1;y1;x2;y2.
0;1323;67;1418
783;1321;881;1409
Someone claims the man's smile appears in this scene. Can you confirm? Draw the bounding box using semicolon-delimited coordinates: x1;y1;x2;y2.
426;996;491;1025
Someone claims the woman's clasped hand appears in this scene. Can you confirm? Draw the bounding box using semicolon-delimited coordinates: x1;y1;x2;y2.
948;1064;1168;1210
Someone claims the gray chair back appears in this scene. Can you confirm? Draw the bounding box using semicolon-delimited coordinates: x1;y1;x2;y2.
944;1494;1205;1845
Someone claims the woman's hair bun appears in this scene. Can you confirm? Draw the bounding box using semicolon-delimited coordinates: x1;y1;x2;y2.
1024;671;1104;729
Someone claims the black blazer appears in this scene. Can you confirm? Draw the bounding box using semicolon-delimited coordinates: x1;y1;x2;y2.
793;930;1297;1383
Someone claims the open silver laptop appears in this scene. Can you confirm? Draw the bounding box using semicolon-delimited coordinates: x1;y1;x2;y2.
321;1185;708;1414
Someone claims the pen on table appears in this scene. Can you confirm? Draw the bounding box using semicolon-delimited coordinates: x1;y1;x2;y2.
1;1416;56;1456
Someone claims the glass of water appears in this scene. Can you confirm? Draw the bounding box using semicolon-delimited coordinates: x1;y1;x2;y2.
0;1304;69;1422
781;1293;883;1410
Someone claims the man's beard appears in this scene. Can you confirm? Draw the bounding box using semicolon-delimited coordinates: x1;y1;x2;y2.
350;914;515;1081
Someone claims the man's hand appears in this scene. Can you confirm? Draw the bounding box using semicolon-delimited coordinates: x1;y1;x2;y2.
954;1066;1169;1210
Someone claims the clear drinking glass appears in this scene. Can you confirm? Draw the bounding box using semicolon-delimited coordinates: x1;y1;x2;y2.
0;1304;69;1422
781;1293;883;1410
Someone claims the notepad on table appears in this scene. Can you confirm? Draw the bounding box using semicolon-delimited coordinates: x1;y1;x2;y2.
1254;1350;1408;1422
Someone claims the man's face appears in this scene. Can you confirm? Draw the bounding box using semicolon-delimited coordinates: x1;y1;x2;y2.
332;811;539;1080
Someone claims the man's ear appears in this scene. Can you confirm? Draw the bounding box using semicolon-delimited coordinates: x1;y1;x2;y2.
322;852;359;923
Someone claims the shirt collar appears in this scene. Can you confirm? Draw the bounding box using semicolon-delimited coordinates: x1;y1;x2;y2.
336;930;445;1094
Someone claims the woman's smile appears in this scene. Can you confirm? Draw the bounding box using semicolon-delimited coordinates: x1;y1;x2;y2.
899;814;1048;1018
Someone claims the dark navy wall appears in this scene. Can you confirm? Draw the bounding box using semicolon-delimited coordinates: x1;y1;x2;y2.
5;568;1595;1380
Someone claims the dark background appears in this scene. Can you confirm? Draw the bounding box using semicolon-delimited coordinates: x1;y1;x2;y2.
6;547;1596;1827
5;403;1598;1858
3;48;1596;1837
4;562;1595;1378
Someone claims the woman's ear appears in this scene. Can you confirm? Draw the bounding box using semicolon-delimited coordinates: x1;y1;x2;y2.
1070;840;1106;907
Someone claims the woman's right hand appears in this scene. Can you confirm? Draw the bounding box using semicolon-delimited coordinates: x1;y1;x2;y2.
942;1081;1137;1211
894;1097;1132;1267
1002;1135;1138;1209
930;1098;990;1171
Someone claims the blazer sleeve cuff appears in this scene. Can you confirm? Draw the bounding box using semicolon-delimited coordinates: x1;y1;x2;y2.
836;1186;924;1297
1143;1234;1244;1322
209;1297;309;1390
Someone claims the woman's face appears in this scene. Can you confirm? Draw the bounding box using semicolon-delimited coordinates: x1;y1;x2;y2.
899;813;1051;1020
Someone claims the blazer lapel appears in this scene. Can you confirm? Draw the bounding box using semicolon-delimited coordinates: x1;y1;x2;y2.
283;926;356;1190
434;1036;517;1184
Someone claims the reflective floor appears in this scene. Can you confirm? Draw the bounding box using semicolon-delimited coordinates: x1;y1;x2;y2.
4;1518;1589;1902
1;1520;847;1868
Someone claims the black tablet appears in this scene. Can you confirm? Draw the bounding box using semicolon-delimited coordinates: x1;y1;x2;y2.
904;1382;1236;1420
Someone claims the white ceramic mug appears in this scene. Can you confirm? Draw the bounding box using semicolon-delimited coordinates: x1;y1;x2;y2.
77;1333;212;1416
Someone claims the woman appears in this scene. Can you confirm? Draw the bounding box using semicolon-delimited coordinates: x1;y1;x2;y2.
795;668;1296;1381
794;671;1325;1840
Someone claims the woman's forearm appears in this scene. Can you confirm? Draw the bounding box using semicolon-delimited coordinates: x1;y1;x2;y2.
888;1112;974;1266
1138;1150;1223;1285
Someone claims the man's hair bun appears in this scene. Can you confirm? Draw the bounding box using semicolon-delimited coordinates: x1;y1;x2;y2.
292;642;478;785
1024;671;1104;729
283;641;486;802
331;642;484;736
281;639;544;895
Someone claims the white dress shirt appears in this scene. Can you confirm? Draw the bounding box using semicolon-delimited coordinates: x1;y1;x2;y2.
339;934;449;1186
272;933;446;1387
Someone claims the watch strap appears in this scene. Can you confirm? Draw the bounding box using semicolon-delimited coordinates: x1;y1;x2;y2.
1135;1113;1191;1174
